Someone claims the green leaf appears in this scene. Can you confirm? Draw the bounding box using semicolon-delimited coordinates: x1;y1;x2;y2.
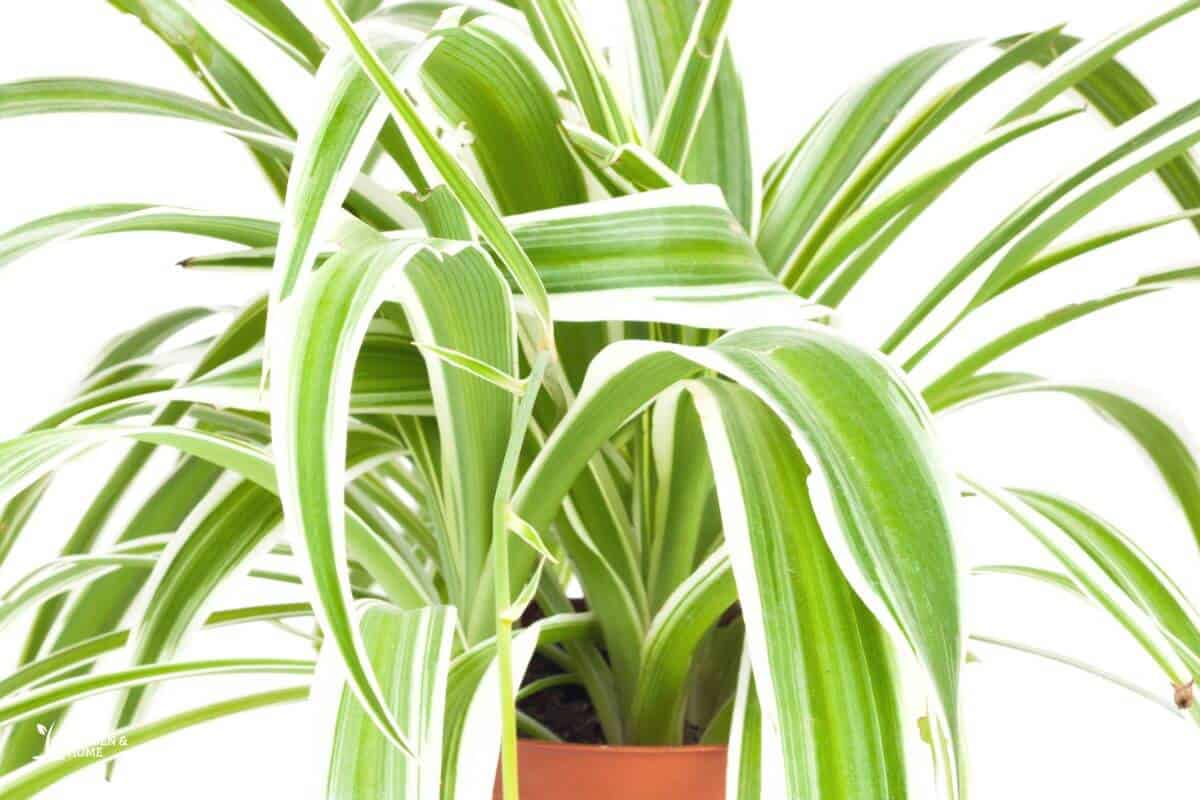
419;13;587;213
105;0;296;195
688;381;910;797
563;122;683;192
222;0;327;71
931;376;1200;554
5;295;267;675
758;41;972;276
270;238;516;750
629;547;735;743
517;0;640;144
505;509;557;563
0;657;312;729
920;284;1163;402
84;307;218;381
0;205;279;269
1015;490;1200;667
413;342;524;395
0;602;312;699
270;29;423;308
319;0;556;349
1001;28;1200;233
627;0;753;230
0;76;279;133
646;385;715;611
964;478;1196;696
968;119;1200;309
0;80;417;230
971;633;1186;717
887;96;1200;360
647;0;734;173
792;105;1083;294
107;482;283;739
972;208;1200;302
785;25;1071;292
0;553;156;633
442;614;589;799
0;455;222;771
998;0;1200;124
725;651;766;799
185;185;815;329
314;603;455;800
517;326;963;787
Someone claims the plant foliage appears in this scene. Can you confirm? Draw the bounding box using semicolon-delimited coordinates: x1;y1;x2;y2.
1;0;1200;797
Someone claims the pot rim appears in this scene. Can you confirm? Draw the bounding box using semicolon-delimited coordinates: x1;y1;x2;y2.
516;739;728;755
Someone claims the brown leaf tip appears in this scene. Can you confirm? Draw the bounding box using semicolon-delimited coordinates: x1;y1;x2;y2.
1173;680;1195;710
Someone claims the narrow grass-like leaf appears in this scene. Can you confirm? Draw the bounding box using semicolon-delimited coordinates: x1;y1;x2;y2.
314;603;455;800
0;205;278;269
785;26;1071;289
725;651;764;799
689;381;910;797
931;376;1200;553
0;555;155;633
646;385;714;611
413;342;524;395
627;0;754;229
320;0;555;349
0;602;312;700
184;185;815;329
999;0;1200;124
1016;490;1200;663
792;105;1083;294
0;658;312;729
758;41;971;276
648;0;734;172
964;478;1197;696
563;122;682;192
443;615;577;800
1001;28;1200;232
105;0;296;194
505;509;556;563
629;547;735;744
419;13;587;214
920;284;1164;402
971;633;1185;717
0;77;279;133
517;0;640;144
887;97;1200;358
270;29;423;308
0;80;417;231
222;0;326;70
271;237;516;750
975;208;1200;302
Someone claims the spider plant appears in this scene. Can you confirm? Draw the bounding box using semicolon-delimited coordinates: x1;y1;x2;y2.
1;0;1200;797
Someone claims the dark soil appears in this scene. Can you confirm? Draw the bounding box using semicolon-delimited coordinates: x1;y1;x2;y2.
516;600;742;744
517;597;606;744
518;649;607;744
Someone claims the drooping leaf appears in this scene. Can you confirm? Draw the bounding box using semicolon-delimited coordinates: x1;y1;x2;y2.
931;375;1200;553
314;603;456;800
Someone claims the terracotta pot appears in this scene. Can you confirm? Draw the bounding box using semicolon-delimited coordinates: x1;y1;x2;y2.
492;740;728;800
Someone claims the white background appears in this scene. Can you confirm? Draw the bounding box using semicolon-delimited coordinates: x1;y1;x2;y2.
3;0;1200;797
